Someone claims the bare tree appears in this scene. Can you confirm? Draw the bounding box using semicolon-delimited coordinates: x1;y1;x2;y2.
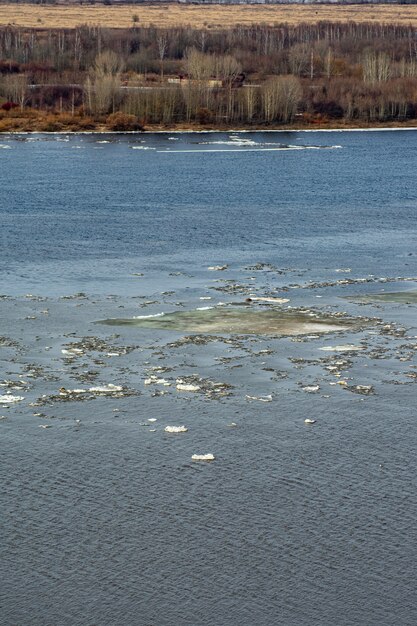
261;76;301;123
363;51;392;84
84;51;124;115
3;74;29;110
157;34;167;81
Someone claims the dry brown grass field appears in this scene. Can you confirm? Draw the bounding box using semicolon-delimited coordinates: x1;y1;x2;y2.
1;3;417;29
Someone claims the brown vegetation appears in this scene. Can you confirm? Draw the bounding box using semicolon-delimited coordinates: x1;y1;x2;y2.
1;20;417;131
2;4;417;30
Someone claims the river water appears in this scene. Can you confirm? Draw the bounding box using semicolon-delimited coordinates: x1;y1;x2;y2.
1;130;417;625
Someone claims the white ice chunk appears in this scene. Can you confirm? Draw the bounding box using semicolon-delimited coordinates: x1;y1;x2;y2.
164;425;188;433
0;394;24;404
245;394;272;402
89;384;123;393
176;383;200;392
319;345;365;352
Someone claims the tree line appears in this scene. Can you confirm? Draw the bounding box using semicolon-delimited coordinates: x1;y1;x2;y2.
1;21;417;130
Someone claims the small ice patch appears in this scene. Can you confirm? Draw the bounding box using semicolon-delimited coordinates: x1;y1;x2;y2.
246;394;272;402
192;453;215;461
319;345;365;352
144;376;171;386
0;394;24;404
89;385;123;393
176;383;200;392
302;385;320;393
164;425;188;433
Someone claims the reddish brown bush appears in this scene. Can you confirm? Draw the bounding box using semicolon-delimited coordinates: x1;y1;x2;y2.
106;112;143;131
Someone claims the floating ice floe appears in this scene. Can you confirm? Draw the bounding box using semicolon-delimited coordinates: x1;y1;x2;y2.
59;388;85;394
319;345;365;352
247;296;290;304
208;265;228;271
89;385;123;393
304;419;316;424
176;382;201;392
144;376;171;386
345;384;374;395
0;394;24;404
61;348;84;355
192;454;215;461
58;384;124;396
164;425;188;433
302;385;320;393
245;394;272;402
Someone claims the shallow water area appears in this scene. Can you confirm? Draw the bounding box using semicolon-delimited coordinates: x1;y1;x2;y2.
98;305;360;335
348;289;417;303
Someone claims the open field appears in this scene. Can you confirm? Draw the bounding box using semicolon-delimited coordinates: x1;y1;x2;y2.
1;3;417;29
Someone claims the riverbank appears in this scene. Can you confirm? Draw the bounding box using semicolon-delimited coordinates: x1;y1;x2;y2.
1;111;417;134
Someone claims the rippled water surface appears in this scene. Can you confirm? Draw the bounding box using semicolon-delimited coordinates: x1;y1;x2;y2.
1;130;417;626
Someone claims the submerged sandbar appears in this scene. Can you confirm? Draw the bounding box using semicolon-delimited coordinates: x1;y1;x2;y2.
97;307;362;336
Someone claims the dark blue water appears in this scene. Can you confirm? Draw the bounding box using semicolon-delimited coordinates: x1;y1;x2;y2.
1;130;417;626
1;130;416;295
